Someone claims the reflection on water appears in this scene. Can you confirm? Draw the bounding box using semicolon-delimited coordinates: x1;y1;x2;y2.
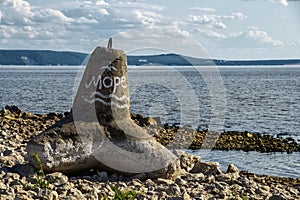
0;65;299;177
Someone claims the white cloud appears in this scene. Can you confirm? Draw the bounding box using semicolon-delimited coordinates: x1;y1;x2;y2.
96;0;109;6
0;25;17;38
0;0;169;52
23;26;39;38
115;27;203;58
33;8;74;23
189;7;216;12
195;29;227;40
188;15;227;29
77;16;98;24
223;12;247;20
83;1;93;6
270;0;291;6
230;26;284;47
80;0;109;7
288;39;300;47
0;0;33;25
112;2;165;11
279;0;289;6
134;10;162;25
99;8;109;15
0;0;295;59
188;12;247;29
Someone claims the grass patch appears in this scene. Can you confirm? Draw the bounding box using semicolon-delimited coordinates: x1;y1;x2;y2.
103;186;139;200
32;153;50;189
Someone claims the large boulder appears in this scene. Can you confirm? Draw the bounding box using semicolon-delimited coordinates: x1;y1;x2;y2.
27;45;177;177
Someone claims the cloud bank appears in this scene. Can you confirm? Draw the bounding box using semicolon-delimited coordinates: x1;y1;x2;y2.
0;0;166;52
0;0;297;59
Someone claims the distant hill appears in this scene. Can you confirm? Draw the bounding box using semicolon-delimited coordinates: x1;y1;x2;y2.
0;50;87;65
0;50;300;66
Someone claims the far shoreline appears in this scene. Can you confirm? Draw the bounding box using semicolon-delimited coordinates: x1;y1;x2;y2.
0;49;300;66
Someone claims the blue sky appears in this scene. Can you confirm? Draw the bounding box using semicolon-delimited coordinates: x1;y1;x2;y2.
0;0;299;59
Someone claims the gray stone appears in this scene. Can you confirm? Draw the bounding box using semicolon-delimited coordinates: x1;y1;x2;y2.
109;173;119;181
0;181;7;190
190;161;222;175
11;164;35;177
167;197;185;200
3;149;12;156
49;191;59;200
156;178;174;185
174;177;187;186
152;117;162;126
146;158;184;179
131;173;147;180
269;194;287;200
216;173;232;182
46;172;68;187
226;163;239;174
137;194;149;200
204;175;215;184
145;117;158;126
173;150;201;173
165;184;181;196
130;179;143;187
97;171;108;181
27;45;177;176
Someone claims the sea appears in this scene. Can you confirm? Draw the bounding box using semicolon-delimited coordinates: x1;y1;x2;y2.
0;65;299;178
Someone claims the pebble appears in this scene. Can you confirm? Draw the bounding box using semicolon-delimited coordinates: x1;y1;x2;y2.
0;105;299;199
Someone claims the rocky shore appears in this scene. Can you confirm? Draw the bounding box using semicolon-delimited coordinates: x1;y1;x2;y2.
131;114;300;154
0;106;299;199
152;126;300;154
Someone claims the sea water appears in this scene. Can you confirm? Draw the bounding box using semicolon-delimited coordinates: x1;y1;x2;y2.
0;65;299;177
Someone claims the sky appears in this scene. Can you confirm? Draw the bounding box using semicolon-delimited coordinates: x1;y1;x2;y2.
0;0;299;59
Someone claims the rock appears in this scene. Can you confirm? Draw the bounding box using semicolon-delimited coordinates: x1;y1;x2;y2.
3;105;23;117
147;159;184;179
46;172;68;187
26;117;100;173
137;193;149;200
3;150;12;156
130;179;143;187
226;163;239;174
174;177;187;186
109;173;119;181
0;181;7;190
156;178;174;185
166;184;181;196
145;117;158;126
68;188;85;199
27;45;177;176
49;191;59;200
190;161;222;175
173;150;201;173
204;175;215;184
152;117;162;126
269;194;287;200
11;164;35;177
0;108;11;117
97;171;108;181
131;114;159;126
131;173;147;180
216;173;232;182
21;112;40;120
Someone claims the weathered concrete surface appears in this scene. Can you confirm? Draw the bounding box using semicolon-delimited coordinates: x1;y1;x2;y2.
27;46;177;176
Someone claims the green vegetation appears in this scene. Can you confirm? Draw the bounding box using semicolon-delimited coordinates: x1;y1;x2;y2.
32;153;50;189
103;187;139;200
231;183;248;200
